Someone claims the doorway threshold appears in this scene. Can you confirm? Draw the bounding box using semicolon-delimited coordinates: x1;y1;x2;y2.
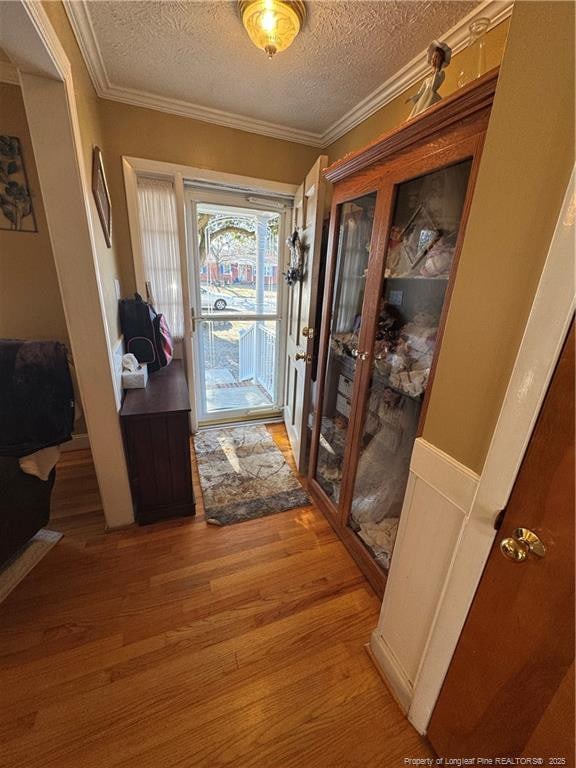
196;413;284;432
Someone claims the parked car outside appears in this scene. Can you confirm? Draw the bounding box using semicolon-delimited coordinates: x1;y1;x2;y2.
200;285;277;313
201;286;229;311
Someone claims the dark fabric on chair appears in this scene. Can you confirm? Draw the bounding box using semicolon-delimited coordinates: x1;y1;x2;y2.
0;339;74;458
0;457;54;566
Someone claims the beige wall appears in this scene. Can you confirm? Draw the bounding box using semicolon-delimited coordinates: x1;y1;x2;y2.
0;82;68;343
423;0;574;471
324;4;574;472
43;1;124;344
99;99;320;295
45;2;321;312
42;3;509;357
327;19;510;164
32;2;574;475
0;12;510;355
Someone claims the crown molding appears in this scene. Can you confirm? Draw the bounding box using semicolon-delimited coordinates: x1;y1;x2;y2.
62;0;324;146
62;0;110;91
63;0;513;150
326;67;499;183
0;60;19;85
321;0;514;147
100;83;325;147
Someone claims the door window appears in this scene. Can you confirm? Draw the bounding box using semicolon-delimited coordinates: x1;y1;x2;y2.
189;201;285;425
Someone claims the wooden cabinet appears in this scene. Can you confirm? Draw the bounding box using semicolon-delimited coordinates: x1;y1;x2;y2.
120;361;195;525
308;70;498;597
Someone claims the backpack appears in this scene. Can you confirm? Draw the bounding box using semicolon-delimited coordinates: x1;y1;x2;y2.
154;312;174;369
119;293;173;373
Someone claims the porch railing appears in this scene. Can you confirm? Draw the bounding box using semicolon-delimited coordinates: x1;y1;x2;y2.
239;324;255;381
239;323;276;400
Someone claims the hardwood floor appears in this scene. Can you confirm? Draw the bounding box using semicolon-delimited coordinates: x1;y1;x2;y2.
0;424;433;767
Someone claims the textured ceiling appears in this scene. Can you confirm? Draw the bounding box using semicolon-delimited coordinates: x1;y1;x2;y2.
85;0;479;134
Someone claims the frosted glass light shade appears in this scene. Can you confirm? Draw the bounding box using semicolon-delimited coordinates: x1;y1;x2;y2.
239;0;306;58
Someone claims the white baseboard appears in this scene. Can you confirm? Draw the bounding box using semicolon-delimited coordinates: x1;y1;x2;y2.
369;630;413;713
61;433;90;452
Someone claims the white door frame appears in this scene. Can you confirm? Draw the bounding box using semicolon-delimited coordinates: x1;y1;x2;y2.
184;191;290;427
0;0;133;528
403;166;576;733
123;156;297;431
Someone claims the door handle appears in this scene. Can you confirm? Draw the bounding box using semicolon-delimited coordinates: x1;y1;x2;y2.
295;351;312;363
302;326;314;339
500;527;546;562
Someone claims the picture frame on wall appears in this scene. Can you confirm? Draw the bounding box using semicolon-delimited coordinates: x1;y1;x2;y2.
91;145;111;247
0;135;37;233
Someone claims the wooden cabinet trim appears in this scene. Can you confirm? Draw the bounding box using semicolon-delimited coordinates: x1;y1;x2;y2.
325;68;499;184
309;73;497;597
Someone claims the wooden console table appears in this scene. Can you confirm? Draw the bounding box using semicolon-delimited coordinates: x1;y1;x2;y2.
120;361;195;525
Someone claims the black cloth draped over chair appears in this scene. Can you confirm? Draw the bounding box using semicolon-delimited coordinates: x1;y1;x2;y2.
0;339;74;566
0;339;75;458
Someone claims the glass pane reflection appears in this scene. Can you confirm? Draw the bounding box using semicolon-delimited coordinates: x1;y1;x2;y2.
349;160;472;571
314;193;377;503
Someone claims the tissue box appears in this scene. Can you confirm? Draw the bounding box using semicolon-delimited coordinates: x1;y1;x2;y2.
122;364;148;389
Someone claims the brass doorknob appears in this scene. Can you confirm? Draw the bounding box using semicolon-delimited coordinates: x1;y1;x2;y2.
500;527;546;562
302;326;314;338
295;351;311;363
500;537;527;562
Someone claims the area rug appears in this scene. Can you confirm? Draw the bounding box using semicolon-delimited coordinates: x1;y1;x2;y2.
194;426;310;526
0;529;62;605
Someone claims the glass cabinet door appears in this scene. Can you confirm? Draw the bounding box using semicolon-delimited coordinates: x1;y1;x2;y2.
313;192;377;505
347;160;472;571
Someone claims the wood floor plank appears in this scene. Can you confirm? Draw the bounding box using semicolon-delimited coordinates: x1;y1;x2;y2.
0;424;433;767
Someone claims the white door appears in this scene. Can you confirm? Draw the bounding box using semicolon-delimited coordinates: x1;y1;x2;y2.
186;191;289;427
283;156;328;473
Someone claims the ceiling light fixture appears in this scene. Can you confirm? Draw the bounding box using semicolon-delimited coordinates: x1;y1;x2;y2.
239;0;306;59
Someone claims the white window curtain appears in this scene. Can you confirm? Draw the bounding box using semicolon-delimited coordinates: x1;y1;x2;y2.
136;177;184;339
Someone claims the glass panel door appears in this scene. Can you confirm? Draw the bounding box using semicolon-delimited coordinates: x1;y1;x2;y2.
347;160;472;571
313;192;377;504
189;199;284;425
200;318;278;414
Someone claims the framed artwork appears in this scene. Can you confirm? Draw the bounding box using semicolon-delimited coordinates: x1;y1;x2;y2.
92;145;112;247
0;135;37;232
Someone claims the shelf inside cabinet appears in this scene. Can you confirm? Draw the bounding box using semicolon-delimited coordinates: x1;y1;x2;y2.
311;76;496;598
384;275;449;282
371;366;425;402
